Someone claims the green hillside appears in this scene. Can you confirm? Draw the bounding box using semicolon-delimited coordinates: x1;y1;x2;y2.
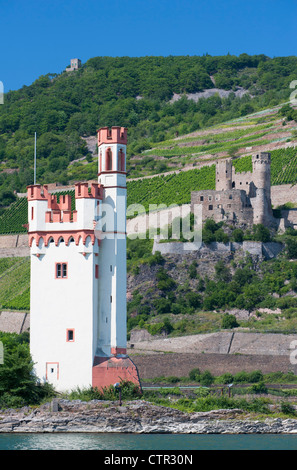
2;54;297;233
2;142;297;234
2;54;297;205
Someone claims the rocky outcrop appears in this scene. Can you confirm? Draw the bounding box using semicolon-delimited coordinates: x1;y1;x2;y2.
1;400;297;434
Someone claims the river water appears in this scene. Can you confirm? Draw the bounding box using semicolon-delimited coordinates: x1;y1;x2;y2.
1;433;297;450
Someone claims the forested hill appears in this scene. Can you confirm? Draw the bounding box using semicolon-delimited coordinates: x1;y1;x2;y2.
1;53;297;207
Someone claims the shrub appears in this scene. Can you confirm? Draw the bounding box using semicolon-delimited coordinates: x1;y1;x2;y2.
0;332;55;408
189;262;197;279
166;376;180;384
194;387;210;397
153;298;172;314
215;260;232;282
232;228;244;242
250;382;268;394
67;380;142;402
189;368;201;382
156;268;176;292
185;291;202;309
221;313;239;329
248;370;264;383
252;224;271;242
200;370;214;387
280;401;296;416
233;371;249;383
147;251;163;266
286;238;297;259
145;318;173;336
219;373;234;384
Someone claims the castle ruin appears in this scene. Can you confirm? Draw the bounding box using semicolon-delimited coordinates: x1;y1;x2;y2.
191;152;277;228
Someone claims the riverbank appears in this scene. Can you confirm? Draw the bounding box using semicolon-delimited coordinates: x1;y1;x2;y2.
1;400;297;434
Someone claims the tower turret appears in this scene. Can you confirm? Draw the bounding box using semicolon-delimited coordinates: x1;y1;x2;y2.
216;158;232;191
251;152;273;226
93;126;140;389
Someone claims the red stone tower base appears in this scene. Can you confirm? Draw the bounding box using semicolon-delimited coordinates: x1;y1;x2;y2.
92;353;141;391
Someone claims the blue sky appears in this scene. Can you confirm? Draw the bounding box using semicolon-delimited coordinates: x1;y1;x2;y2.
1;0;296;91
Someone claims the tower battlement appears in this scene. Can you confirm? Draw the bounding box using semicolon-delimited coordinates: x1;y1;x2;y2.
27;182;103;248
97;126;127;146
252;152;271;165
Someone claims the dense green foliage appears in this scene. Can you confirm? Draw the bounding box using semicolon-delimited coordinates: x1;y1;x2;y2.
233;147;297;186
126;229;297;336
0;332;54;408
65;380;142;402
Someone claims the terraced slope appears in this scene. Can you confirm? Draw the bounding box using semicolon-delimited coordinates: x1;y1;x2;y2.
0;257;30;310
1;105;297;233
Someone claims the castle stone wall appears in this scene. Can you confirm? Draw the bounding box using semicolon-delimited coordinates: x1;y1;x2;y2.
271;184;297;207
191;188;253;226
153;239;283;259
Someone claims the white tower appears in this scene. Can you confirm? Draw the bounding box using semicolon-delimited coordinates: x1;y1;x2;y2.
96;126;128;357
28;126;140;392
92;127;139;389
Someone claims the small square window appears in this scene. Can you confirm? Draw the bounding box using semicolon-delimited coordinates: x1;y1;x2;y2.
208;205;213;210
200;196;204;201
66;329;75;342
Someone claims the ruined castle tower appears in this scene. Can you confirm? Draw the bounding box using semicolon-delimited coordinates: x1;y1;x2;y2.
251;152;274;226
216;159;232;191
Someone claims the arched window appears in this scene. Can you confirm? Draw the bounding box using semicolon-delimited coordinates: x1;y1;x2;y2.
99;151;102;173
105;148;112;171
118;149;125;171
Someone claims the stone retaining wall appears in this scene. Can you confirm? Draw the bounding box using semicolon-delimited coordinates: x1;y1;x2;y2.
0;311;29;334
0;234;29;258
129;330;297;356
132;352;295;379
271;184;297;208
152;239;283;258
128;330;297;377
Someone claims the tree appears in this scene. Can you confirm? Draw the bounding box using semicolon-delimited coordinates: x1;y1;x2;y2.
252;224;271;242
215;260;232;282
232;228;244;242
286;238;297;259
189;261;197;279
0;332;54;408
186;291;202;309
